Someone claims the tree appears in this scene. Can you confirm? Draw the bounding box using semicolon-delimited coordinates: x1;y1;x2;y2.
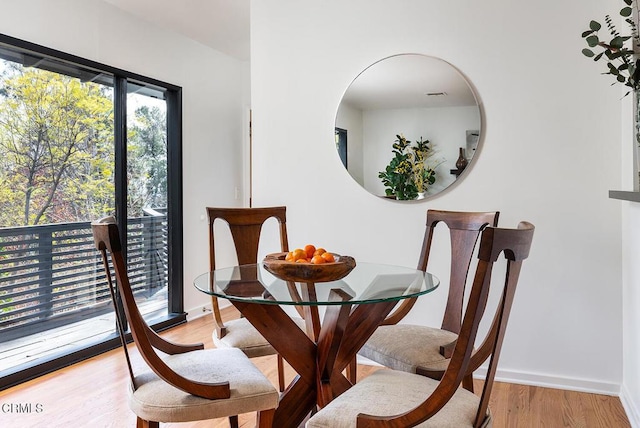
0;64;114;226
127;104;167;216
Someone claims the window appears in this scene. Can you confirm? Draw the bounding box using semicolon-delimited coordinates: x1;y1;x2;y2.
0;34;183;389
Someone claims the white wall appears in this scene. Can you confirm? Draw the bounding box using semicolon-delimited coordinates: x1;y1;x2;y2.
620;89;640;423
251;0;628;401
622;203;640;424
0;0;247;316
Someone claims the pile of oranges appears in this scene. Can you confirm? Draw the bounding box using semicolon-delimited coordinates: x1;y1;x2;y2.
285;244;336;264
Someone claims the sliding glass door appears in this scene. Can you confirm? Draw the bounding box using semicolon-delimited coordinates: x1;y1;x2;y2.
126;83;170;316
0;35;183;389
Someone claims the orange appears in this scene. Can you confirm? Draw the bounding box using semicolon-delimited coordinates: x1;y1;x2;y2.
304;244;316;259
313;248;326;257
285;245;338;264
292;248;306;261
321;252;335;263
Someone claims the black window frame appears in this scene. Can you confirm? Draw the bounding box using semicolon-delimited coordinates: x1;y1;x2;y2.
0;33;184;390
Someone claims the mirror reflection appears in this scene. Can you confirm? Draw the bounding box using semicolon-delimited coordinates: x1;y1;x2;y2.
335;54;481;200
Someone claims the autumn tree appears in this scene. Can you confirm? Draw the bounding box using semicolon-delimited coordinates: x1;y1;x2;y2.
0;64;114;226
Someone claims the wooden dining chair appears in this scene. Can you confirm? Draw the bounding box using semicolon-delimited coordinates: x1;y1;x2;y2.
357;210;499;388
207;206;304;392
307;221;535;428
92;217;278;428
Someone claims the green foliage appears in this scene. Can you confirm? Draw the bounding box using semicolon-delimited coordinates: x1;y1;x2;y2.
127;103;167;216
379;134;441;200
0;64;114;226
411;137;438;193
581;0;640;96
0;61;168;227
378;134;417;200
378;134;444;200
0;290;11;313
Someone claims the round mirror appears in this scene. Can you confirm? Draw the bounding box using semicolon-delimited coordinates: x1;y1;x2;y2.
335;54;482;200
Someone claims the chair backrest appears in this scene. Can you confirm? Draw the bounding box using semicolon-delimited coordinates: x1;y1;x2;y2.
206;206;289;335
92;216;231;400
383;210;499;330
357;221;534;428
207;206;289;268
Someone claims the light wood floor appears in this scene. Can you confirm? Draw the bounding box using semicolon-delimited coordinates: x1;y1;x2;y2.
0;312;630;427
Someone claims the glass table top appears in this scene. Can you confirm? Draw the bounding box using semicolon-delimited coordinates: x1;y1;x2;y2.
193;262;439;306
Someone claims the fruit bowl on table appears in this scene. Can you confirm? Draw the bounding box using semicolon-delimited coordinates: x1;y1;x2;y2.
262;252;356;283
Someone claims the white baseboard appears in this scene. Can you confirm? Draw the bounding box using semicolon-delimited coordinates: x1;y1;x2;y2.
621;384;640;428
472;367;621;396
356;355;384;366
185;302;213;321
359;356;621;396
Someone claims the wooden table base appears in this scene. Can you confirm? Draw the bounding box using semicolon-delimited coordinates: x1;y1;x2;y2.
233;289;398;428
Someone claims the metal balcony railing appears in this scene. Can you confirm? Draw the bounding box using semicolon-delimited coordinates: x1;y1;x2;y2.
0;214;168;342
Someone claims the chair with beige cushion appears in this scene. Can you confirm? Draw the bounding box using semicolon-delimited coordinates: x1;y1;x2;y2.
207;206;305;392
306;221;535;428
358;210;499;388
92;216;278;428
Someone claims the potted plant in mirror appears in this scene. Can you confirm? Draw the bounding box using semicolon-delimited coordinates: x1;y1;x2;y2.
582;0;640;191
411;137;442;199
378;134;418;200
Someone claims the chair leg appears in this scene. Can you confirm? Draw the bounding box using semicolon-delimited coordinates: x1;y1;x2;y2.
257;408;275;428
462;373;474;392
346;356;357;383
277;354;285;392
229;415;239;428
137;418;159;428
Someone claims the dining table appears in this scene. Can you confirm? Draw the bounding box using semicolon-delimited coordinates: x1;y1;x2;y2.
193;259;439;428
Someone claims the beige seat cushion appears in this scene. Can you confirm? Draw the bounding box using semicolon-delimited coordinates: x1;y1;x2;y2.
306;369;491;428
359;324;458;373
214;316;306;358
130;348;278;423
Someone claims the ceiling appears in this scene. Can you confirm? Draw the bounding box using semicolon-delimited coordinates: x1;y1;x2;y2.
101;0;250;61
100;2;474;110
341;55;478;111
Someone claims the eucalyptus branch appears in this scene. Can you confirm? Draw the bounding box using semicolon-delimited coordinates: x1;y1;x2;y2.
582;0;640;94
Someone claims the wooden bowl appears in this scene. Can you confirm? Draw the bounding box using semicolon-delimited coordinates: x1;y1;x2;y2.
262;252;356;283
